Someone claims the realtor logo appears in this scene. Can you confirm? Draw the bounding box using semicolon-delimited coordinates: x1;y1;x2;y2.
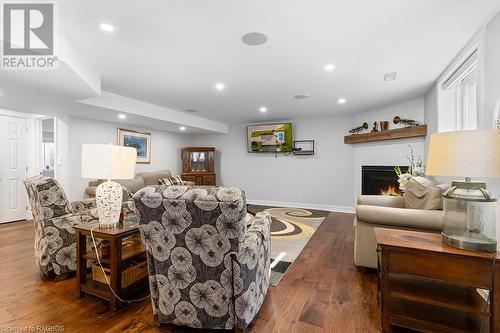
1;1;58;70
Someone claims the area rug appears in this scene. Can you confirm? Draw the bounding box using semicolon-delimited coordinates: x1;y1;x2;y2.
247;205;329;286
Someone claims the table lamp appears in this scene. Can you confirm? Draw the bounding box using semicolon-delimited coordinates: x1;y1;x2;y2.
426;129;500;252
81;144;137;228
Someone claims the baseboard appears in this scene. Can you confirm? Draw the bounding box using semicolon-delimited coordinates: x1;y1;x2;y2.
246;199;355;214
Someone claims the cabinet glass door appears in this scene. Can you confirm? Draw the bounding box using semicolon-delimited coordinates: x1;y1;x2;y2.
190;152;207;172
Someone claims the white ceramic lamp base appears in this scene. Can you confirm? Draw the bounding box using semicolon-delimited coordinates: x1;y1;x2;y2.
95;180;123;229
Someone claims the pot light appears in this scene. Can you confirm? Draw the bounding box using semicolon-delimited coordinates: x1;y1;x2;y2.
118;114;126;120
179;126;186;131
259;106;267;113
99;23;115;32
338;98;347;104
324;63;335;72
215;83;225;91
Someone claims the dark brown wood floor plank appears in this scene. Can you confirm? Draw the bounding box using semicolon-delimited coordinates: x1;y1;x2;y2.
0;212;380;332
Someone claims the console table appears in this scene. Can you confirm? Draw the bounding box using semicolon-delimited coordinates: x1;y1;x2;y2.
375;228;500;333
74;223;148;310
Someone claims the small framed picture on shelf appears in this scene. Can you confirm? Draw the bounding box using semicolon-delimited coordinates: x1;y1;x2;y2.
117;128;152;164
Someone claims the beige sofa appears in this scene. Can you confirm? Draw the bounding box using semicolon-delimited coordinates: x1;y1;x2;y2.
353;195;444;269
84;170;195;199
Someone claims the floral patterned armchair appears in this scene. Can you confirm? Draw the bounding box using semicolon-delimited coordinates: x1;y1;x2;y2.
23;175;136;276
133;185;271;330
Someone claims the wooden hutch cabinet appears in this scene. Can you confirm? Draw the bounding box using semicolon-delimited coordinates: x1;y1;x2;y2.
181;147;216;186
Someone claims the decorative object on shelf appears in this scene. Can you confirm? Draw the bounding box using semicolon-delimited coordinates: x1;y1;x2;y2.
394;145;426;192
426;130;500;252
117;128;152;164
393;115;419;127
371;121;378;133
344;125;427;144
379;121;389;131
349;122;369;134
181;147;216;185
81;144;137;229
292;140;315;155
247;123;293;153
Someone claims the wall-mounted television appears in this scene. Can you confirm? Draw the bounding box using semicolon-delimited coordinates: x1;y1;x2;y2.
247;123;293;153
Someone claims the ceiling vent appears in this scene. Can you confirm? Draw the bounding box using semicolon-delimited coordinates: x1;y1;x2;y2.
294;94;311;100
242;32;267;46
384;72;398;81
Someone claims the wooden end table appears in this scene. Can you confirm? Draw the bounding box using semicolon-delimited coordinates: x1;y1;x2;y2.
375;228;500;333
74;223;148;310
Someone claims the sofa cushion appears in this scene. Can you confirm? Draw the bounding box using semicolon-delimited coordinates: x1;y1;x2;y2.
116;177;146;194
137;170;172;185
158;175;184;186
404;178;442;210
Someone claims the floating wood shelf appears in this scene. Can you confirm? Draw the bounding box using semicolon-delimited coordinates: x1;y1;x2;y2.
344;125;427;144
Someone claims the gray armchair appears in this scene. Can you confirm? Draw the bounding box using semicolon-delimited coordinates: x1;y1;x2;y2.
23;175;137;276
133;185;271;330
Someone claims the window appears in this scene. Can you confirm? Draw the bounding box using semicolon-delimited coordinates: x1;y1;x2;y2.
438;50;478;131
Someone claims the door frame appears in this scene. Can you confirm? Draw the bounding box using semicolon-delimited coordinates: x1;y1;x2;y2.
0;109;46;221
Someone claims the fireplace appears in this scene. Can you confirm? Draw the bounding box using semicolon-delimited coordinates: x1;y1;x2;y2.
362;165;409;196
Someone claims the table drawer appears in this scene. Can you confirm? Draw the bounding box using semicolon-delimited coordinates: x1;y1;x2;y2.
388;248;493;288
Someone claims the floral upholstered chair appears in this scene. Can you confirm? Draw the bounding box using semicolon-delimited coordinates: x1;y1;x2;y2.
23;175;136;277
133;185;271;330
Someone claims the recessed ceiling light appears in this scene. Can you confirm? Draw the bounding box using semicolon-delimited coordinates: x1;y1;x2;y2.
179;126;186;131
99;23;115;32
324;63;335;72
118;114;126;119
185;109;198;113
259;106;267;113
215;83;225;91
338;98;347;104
384;72;398;81
242;32;268;46
294;94;311;100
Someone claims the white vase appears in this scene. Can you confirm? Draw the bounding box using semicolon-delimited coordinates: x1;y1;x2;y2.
95;180;123;228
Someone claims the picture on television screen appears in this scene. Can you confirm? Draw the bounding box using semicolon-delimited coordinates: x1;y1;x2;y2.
247;123;293;153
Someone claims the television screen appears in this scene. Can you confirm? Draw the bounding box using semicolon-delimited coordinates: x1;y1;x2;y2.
247;123;293;153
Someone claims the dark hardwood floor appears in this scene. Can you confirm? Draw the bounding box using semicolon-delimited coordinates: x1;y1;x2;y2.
0;212;380;333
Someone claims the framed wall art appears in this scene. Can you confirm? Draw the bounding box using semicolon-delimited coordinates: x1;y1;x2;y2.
117;128;152;164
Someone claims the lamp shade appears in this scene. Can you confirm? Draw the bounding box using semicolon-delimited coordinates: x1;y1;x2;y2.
426;129;500;178
81;144;137;180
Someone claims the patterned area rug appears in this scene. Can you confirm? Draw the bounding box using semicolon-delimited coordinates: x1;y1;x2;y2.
247;205;329;286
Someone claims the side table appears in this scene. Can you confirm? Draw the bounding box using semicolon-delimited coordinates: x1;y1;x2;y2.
74;223;148;310
375;228;500;333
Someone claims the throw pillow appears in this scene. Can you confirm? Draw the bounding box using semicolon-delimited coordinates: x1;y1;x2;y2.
404;178;443;210
158;175;185;186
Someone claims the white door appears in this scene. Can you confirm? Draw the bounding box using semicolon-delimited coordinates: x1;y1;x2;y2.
0;115;28;223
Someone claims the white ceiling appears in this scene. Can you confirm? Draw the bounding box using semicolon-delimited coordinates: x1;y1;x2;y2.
1;1;500;128
59;0;500;124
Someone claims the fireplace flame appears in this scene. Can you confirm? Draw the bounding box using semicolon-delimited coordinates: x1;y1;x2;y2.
379;184;401;196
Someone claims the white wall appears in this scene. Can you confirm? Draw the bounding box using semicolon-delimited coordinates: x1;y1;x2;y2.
67;116;191;201
191;116;355;212
483;11;500;129
424;12;500;249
